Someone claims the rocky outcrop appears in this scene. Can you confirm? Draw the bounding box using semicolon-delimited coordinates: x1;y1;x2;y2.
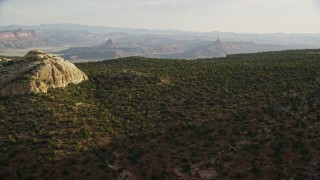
0;50;88;96
0;57;11;62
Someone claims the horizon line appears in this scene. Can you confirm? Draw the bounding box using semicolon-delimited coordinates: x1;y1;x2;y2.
0;23;320;35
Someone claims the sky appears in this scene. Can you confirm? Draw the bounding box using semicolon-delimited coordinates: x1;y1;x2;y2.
0;0;319;33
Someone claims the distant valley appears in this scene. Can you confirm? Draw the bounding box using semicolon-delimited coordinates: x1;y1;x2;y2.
156;38;288;59
1;24;320;60
58;38;289;61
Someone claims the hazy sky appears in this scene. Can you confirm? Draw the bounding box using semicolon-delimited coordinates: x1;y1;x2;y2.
0;0;319;33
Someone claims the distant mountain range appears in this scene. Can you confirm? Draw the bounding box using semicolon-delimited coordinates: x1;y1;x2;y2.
1;23;319;59
58;38;289;60
1;23;320;47
0;28;113;49
158;38;288;59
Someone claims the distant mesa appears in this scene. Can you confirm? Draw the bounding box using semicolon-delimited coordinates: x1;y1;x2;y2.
58;39;142;60
0;50;88;96
162;37;238;59
0;27;41;40
214;37;226;46
103;39;117;48
106;39;113;44
57;35;288;61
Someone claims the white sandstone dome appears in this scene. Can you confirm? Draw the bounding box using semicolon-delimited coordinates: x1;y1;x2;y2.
0;50;88;96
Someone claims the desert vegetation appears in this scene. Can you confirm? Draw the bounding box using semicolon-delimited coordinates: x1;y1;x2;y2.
0;50;320;179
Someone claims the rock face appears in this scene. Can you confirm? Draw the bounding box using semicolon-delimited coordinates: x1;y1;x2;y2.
0;28;59;49
0;50;88;96
0;28;41;40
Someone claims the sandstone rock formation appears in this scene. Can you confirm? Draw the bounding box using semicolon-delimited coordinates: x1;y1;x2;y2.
0;28;59;49
0;57;11;62
0;28;41;40
0;50;88;96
